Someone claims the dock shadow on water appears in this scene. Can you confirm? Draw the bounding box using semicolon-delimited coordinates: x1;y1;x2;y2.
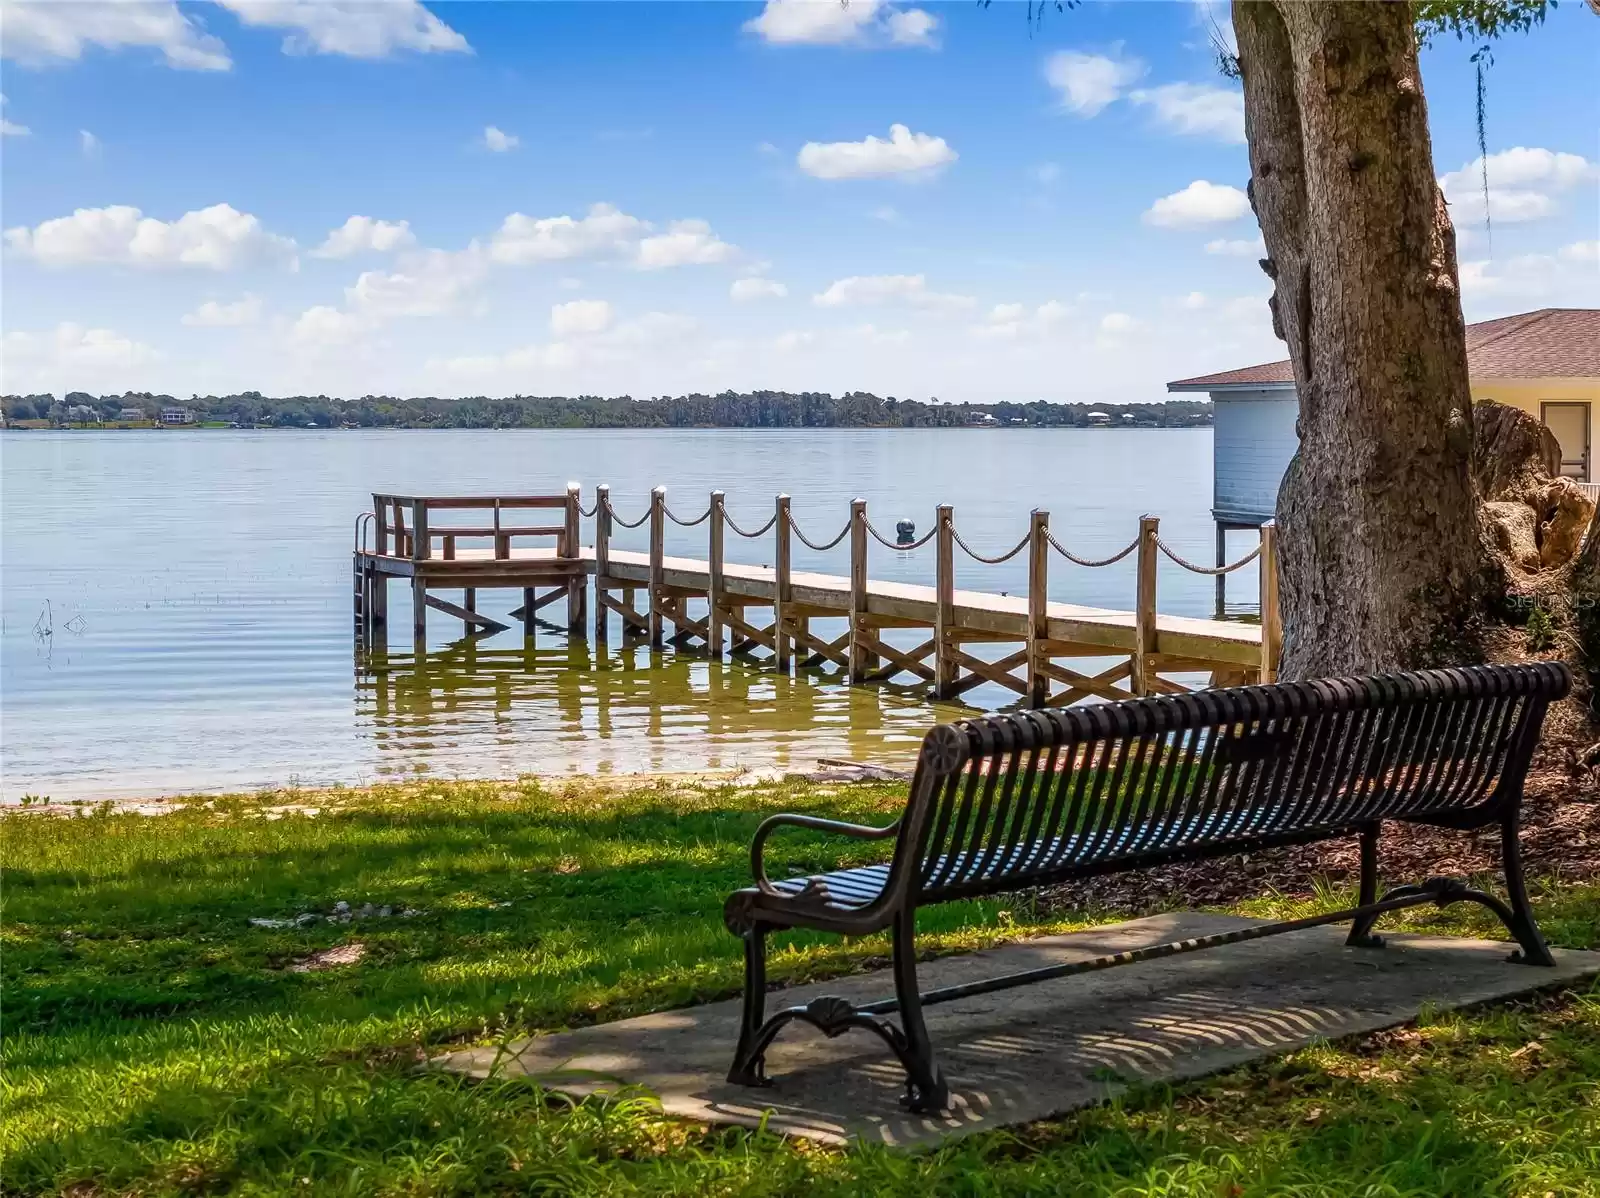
355;616;961;783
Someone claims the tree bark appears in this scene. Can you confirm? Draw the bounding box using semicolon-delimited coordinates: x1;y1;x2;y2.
1234;0;1486;678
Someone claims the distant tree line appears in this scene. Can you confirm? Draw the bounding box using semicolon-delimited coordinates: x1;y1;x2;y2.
3;390;1213;429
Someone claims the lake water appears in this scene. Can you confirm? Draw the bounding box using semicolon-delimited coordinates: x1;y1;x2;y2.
1;427;1251;801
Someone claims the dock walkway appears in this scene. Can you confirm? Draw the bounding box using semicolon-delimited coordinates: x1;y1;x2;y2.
354;487;1280;707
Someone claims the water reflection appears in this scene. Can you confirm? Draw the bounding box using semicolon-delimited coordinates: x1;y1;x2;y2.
355;620;963;781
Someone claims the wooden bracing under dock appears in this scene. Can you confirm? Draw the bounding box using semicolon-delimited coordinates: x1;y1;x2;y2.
354;485;1281;707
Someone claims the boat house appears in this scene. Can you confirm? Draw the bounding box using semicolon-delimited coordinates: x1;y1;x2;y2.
1169;307;1600;538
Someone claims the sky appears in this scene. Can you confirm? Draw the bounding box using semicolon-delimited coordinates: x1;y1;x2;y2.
1;0;1595;404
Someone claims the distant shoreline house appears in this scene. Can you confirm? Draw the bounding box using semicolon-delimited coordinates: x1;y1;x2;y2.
1168;308;1600;543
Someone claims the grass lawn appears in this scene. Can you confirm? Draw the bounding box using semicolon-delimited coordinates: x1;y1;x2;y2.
3;778;1598;1197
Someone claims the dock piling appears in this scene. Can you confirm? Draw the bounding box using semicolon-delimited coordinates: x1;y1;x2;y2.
848;498;869;684
708;491;726;659
774;494;792;672
934;504;956;698
594;484;612;643
1027;510;1049;708
1132;514;1159;695
1259;519;1281;683
648;486;666;649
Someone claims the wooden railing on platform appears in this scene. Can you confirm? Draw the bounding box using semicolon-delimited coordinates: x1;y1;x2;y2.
356;484;1283;708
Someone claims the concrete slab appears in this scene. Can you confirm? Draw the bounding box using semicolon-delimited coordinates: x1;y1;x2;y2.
434;913;1600;1148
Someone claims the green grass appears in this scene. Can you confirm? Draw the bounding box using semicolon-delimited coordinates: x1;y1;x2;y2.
3;778;1598;1197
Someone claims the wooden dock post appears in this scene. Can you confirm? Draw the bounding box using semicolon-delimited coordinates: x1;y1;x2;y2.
411;498;429;653
707;491;726;659
594;483;611;643
372;494;389;556
1132;514;1159;696
1259;519;1282;683
934;504;957;698
848;498;869;684
564;482;586;636
1214;523;1228;619
648;485;666;649
774;494;792;673
1027;509;1049;707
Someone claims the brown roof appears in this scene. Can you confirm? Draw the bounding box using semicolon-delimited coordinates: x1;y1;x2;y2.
1167;308;1600;390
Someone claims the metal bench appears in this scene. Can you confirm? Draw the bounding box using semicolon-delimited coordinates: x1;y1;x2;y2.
724;662;1570;1112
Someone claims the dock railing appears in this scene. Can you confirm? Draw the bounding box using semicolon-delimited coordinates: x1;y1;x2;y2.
595;487;1283;696
371;492;579;562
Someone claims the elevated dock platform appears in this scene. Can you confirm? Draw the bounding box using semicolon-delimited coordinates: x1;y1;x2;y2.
354;487;1279;707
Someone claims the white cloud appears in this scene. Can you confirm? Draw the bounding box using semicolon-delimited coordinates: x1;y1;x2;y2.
885;8;939;47
851;323;912;345
212;0;469;57
813;273;974;311
558;276;584;290
1205;235;1265;256
1044;49;1145;116
870;205;901;222
0;1;232;70
312;216;416;258
1459;240;1600;306
488;203;646;265
1179;291;1208;310
1143;181;1250;227
1439;147;1598;225
774;330;816;352
482;125;519;153
345;247;486;318
1;95;29;137
549;299;614;337
970;299;1075;340
1128;82;1244;144
5;203;296;270
79;129;101;157
797;123;956;180
731;277;788;302
291;304;372;348
744;0;938;49
1560;239;1599;265
2;322;162;392
1099;312;1136;333
634;219;737;270
181;294;263;327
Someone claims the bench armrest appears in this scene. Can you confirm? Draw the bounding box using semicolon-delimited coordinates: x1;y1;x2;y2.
750;813;901;898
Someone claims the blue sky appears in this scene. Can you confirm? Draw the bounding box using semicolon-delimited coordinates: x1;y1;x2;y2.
2;0;1595;403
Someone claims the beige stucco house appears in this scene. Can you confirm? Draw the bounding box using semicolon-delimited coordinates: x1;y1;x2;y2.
1169;308;1600;538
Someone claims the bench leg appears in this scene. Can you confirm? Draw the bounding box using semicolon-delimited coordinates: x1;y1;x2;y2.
1345;822;1386;948
892;905;949;1114
1499;815;1555;967
727;926;770;1086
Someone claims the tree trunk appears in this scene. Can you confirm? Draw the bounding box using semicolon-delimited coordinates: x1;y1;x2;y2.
1234;0;1486;678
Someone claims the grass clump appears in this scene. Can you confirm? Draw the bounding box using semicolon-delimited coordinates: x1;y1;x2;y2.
3;777;1598;1196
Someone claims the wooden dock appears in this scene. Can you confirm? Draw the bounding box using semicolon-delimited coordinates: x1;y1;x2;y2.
354;486;1281;707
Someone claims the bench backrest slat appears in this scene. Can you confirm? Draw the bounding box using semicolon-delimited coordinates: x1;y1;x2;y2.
899;664;1568;904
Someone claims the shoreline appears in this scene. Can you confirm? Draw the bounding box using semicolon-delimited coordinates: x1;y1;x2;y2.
0;758;914;818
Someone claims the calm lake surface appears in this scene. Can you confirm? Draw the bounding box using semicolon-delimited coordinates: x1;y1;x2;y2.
1;427;1250;801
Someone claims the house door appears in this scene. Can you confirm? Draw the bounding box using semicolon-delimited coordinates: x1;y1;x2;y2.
1542;402;1591;482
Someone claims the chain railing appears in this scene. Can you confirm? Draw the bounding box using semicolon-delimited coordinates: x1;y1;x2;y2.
602;495;650;529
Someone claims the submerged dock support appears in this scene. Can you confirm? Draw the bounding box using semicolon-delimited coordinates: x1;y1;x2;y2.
594;484;612;643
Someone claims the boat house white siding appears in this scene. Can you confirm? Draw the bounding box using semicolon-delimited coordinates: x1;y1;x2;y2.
1212;387;1298;524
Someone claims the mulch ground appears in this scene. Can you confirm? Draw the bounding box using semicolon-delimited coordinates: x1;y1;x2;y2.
1037;755;1599;917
